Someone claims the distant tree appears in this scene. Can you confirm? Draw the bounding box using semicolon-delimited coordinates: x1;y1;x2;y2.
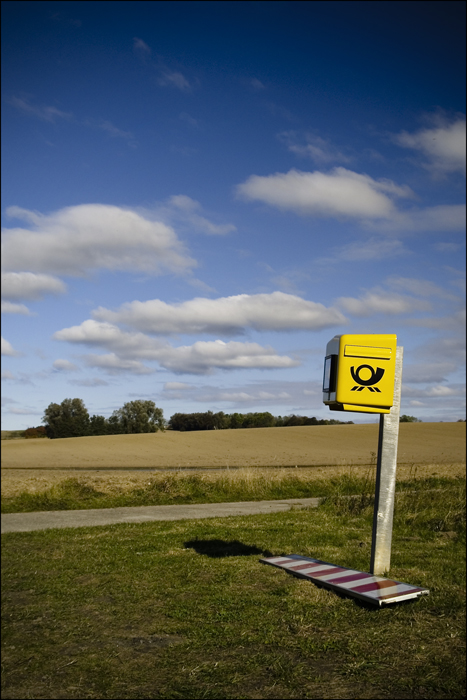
23;426;47;439
43;398;90;439
229;413;244;429
110;400;165;434
399;415;421;423
89;414;109;436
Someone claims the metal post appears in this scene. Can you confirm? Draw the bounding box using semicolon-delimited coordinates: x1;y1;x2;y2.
370;346;403;575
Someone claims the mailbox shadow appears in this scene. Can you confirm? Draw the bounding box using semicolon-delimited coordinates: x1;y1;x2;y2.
184;538;273;559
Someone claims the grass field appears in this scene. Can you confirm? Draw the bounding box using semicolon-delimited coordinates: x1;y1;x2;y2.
2;478;465;699
1;423;465;501
2;424;465;698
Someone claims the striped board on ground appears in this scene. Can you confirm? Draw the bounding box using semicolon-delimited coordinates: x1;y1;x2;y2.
260;555;429;606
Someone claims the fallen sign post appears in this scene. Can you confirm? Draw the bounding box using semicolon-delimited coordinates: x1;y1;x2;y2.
261;555;429;607
261;334;429;605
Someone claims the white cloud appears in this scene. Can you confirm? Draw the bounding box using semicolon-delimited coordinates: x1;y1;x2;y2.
393;117;466;175
69;378;109;387
369;204;466;233
408;309;466;331
133;37;151;57
402;362;458;384
278;131;351;164
53;320;161;357
83;118;135;142
402;384;465;399
417;336;466;366
1;272;67;300
157;68;192;91
158;340;300;374
236;167;413;219
8;406;41;416
84;354;155;375
1;301;33;315
177;380;322;408
335;237;406;261
53;320;300;375
336;290;431;317
1;337;19;356
386;276;459;300
250;78;265;90
164;382;193;391
2;204;196;277
164;195;236;235
6;95;72;122
92;292;347;335
52;359;80;372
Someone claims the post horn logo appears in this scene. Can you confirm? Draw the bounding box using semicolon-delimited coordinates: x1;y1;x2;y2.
350;365;385;392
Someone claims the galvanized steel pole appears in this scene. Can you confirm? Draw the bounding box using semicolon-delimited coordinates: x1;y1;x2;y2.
370;346;403;575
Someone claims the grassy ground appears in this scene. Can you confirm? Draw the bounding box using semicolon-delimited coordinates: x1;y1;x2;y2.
2;477;465;699
1;465;463;513
1;431;26;441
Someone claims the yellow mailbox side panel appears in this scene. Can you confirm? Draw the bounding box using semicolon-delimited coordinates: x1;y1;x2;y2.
335;334;397;410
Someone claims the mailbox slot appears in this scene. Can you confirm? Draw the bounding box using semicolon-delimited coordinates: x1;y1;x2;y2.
344;345;392;360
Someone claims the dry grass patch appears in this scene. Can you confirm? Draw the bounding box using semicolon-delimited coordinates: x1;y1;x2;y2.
1;462;465;499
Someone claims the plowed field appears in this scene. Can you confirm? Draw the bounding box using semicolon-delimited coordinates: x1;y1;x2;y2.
1;422;465;495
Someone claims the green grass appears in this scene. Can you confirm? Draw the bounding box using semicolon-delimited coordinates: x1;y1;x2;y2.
1;431;26;441
2;478;465;699
1;470;459;514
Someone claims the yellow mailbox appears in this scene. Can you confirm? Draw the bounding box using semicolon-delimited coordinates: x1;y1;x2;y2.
323;334;397;414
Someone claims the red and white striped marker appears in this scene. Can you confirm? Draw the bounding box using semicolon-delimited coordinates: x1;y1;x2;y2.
260;555;429;606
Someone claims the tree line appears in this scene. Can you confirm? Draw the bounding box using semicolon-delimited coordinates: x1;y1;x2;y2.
37;399;429;439
40;399;353;439
168;411;353;431
42;398;165;439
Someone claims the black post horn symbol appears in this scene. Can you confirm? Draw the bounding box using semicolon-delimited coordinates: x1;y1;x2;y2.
350;365;385;392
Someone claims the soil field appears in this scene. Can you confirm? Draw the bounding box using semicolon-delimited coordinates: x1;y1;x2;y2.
1;422;465;496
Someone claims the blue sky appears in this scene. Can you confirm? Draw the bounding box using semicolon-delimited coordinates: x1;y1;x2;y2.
2;0;465;430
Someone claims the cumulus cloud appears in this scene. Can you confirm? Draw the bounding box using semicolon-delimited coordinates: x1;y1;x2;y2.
236;167;413;219
158;340;300;374
1;302;33;315
336;290;431;317
52;359;80;372
84;354;155;375
2;204;196;276
393;117;466;175
53;320;299;375
1;272;67;301
92;292;346;335
1;337;19;356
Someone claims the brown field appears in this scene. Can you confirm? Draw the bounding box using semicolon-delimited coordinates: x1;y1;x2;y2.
1;422;465;496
